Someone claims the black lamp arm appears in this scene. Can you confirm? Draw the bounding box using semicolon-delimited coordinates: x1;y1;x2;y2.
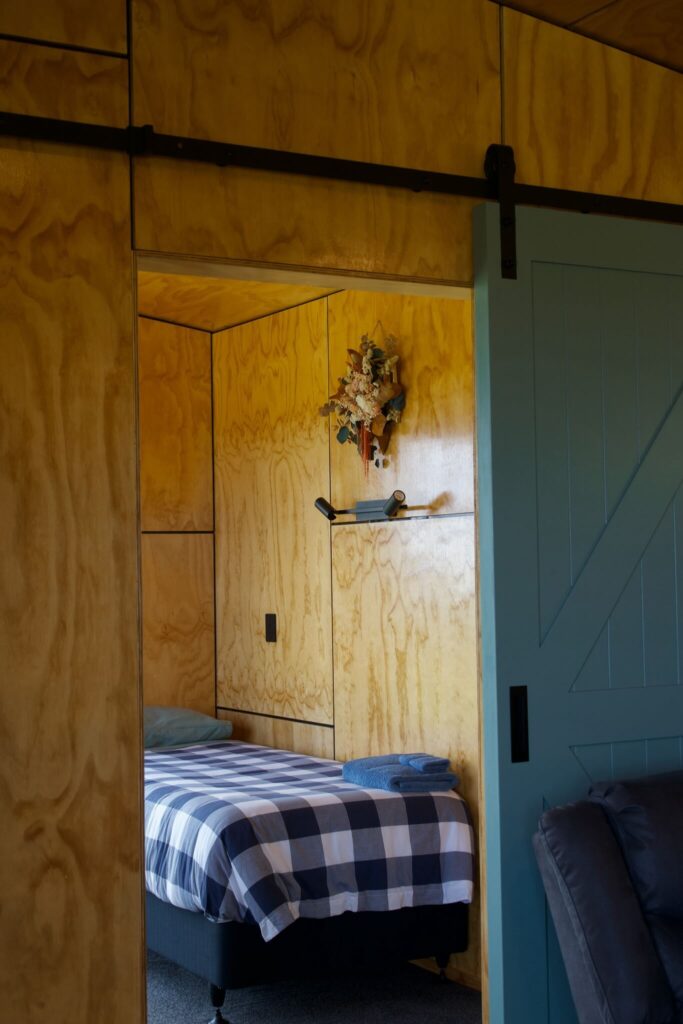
314;491;407;521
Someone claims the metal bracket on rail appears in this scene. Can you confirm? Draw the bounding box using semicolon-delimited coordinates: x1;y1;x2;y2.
484;144;518;280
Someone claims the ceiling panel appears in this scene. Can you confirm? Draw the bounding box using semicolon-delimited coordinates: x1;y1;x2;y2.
496;0;683;71
497;0;608;24
575;0;683;71
137;272;337;332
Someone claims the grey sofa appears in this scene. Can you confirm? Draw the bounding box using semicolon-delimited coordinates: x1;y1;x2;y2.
533;770;683;1024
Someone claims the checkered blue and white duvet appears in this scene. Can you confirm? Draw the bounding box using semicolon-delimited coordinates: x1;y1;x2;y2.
144;741;475;941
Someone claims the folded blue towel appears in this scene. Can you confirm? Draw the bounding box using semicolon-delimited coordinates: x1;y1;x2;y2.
342;755;458;793
398;752;451;774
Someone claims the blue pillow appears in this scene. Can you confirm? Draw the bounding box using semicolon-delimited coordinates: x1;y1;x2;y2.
144;706;233;749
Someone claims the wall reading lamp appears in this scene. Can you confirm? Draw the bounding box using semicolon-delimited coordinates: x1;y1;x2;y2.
314;491;407;523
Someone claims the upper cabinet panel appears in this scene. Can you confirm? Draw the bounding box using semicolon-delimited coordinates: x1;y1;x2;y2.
0;0;127;54
138;318;213;532
132;0;500;176
0;40;128;126
504;9;683;204
328;292;474;516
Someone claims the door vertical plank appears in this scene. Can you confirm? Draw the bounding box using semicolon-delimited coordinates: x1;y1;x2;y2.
602;272;640;517
564;268;606;582
532;263;572;639
642;505;678;688
636;276;678;454
608;569;645;690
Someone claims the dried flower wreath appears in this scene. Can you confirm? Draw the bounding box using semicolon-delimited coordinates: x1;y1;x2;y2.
320;329;405;469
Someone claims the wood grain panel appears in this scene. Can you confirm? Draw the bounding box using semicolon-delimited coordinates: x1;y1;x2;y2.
0;0;127;53
133;0;499;177
575;0;683;72
218;710;334;760
332;515;480;982
214;300;333;724
137;271;336;331
138;318;213;532
134;158;477;286
0;141;141;1024
328;292;474;517
504;9;683;203
142;533;215;716
0;40;128;125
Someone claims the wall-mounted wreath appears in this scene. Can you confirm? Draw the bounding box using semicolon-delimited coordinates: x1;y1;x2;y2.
320;330;405;469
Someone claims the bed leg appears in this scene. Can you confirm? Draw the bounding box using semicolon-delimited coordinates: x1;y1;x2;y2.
209;983;229;1024
435;953;451;981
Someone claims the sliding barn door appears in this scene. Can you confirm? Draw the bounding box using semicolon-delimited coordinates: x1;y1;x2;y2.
475;203;683;1024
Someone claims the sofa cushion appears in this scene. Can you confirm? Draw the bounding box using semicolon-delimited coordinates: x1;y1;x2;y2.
590;770;683;1015
535;801;676;1024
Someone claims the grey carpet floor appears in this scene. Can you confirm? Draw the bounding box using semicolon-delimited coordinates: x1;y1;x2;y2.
147;951;482;1024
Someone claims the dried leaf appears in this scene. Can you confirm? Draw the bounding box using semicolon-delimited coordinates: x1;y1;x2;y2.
371;413;387;437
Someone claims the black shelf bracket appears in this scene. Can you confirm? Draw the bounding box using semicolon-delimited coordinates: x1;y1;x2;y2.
485;144;518;280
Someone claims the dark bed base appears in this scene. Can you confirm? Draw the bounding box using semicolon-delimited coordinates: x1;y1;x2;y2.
146;893;469;1022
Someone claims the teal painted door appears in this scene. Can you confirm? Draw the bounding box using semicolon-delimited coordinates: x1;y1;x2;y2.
475;204;683;1024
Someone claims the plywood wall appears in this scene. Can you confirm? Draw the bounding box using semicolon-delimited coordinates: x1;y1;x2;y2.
332;516;479;986
0;0;127;52
138;317;216;714
0;39;128;124
134;160;480;286
131;3;683;288
219;710;335;760
141;533;215;715
332;519;478;776
138;318;213;532
213;299;333;724
0;140;142;1024
131;0;500;286
504;8;683;204
328;292;474;516
132;0;500;174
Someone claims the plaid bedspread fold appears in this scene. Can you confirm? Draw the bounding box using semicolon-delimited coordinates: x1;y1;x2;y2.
144;741;475;941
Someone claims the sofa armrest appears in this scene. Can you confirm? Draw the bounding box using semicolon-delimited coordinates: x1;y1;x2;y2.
534;801;676;1024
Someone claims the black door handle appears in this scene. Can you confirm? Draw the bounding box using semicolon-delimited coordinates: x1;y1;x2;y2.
510;686;529;763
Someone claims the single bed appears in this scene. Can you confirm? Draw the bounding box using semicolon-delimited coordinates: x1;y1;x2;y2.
144;739;475;1022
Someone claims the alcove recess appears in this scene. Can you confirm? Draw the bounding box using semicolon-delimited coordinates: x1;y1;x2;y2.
137;271;479;988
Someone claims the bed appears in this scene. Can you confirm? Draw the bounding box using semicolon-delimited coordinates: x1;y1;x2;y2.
144;738;475;1022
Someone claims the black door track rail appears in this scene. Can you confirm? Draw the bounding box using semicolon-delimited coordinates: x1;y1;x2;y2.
2;111;683;280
